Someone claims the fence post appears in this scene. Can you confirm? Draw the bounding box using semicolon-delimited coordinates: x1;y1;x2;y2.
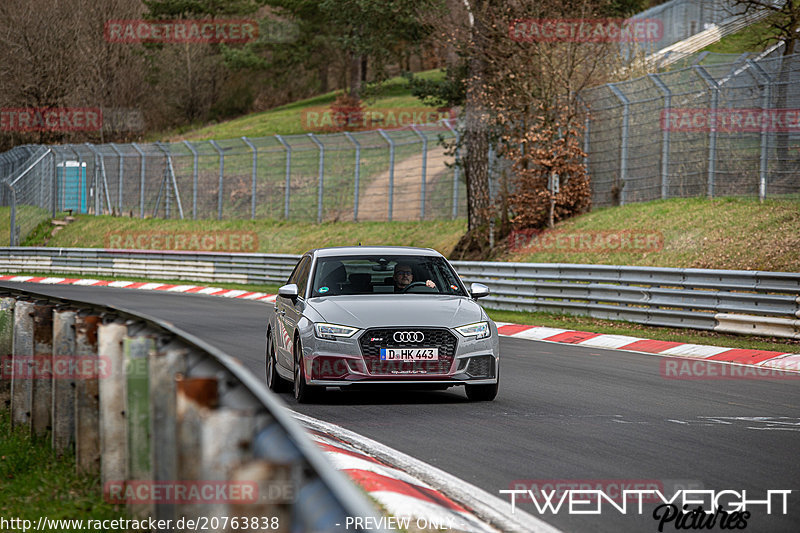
52;309;76;456
410;125;427;220
0;298;15;412
307;133;325;223
444;120;460;219
109;143;124;214
275;135;292;219
75;313;102;474
377;129;395;221
98;322;128;487
85;143;111;215
31;303;54;438
343;132;360;221
649;73;672;200
51;151;58;218
575;94;591;171
241;136;258;219
609;83;630;205
209;140;225;220
7;183;16;246
10;299;34;430
694;65;719;198
182;140;199;219
132;143;146;218
747;59;772;202
155;142;184;220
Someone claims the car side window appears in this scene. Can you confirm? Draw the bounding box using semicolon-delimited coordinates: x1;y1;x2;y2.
294;256;312;298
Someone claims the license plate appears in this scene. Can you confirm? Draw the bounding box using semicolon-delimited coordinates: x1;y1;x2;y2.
380;347;439;361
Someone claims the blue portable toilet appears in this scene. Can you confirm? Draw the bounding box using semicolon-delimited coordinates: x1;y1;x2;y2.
56;161;87;213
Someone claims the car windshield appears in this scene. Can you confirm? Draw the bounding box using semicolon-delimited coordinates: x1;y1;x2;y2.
310;255;466;297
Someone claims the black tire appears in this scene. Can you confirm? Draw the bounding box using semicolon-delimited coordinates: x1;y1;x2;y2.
465;368;499;402
293;338;321;403
266;330;289;393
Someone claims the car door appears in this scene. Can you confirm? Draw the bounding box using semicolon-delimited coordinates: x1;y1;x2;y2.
276;255;311;370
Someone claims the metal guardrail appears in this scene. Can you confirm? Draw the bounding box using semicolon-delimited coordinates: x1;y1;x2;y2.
0;248;798;339
0;285;384;531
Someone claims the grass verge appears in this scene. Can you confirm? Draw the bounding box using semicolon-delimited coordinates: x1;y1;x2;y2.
0;409;123;528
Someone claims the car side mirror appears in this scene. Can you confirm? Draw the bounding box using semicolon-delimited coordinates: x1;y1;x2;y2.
278;283;299;302
470;282;490;299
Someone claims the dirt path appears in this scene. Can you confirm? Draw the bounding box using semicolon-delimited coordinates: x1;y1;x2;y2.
354;145;453;221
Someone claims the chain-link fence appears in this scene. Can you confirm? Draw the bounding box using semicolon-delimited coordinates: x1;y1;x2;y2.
627;0;751;58
581;49;800;207
0;124;468;244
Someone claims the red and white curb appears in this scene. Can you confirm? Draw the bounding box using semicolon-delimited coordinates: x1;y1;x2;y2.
494;322;799;371
294;412;560;533
0;275;278;303
1;275;796;371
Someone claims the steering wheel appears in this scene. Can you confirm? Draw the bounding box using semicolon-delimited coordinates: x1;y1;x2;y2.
401;281;428;293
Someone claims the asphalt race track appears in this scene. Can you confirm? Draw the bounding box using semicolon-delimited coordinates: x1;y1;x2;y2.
4;282;798;533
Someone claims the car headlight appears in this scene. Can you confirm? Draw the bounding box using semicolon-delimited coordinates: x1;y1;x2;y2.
456;321;490;340
314;323;359;340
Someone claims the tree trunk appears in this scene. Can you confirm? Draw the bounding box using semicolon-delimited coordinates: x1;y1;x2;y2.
348;52;361;98
463;5;490;232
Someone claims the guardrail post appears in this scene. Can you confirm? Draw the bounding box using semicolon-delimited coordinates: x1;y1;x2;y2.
307;133;325;223
410;125;428;220
242;137;258;219
150;345;187;523
0;297;15;411
343;132;361;221
182;140;199;219
275;135;292;219
125;334;155;518
445;120;461;219
694;65;719;198
377;129;395;221
210;140;225;220
649;73;672;200
98;322;128;487
747;59;772;202
52;309;76;456
176;376;218;521
75;313;102;474
609;83;630;205
31;303;54;437
10;300;34;430
132;143;146;218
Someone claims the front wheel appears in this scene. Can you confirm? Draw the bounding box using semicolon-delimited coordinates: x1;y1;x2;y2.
465;368;499;402
293;338;321;403
266;331;289;393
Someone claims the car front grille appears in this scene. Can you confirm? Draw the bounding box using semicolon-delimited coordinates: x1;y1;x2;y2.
358;328;458;376
465;355;494;378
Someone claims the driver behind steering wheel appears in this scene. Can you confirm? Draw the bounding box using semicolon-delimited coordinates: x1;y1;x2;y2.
393;262;436;292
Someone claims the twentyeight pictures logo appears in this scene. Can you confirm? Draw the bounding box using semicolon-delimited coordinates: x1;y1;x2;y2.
105;19;258;43
509;18;662;43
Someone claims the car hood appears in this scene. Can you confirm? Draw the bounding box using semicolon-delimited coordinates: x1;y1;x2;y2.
306;294;485;329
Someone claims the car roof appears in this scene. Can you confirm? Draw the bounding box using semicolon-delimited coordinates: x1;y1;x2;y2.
309;246;441;258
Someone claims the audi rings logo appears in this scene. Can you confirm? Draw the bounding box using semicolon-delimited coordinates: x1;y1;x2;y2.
393;331;425;343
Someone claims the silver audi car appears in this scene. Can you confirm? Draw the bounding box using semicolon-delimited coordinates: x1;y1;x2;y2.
265;246;500;403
